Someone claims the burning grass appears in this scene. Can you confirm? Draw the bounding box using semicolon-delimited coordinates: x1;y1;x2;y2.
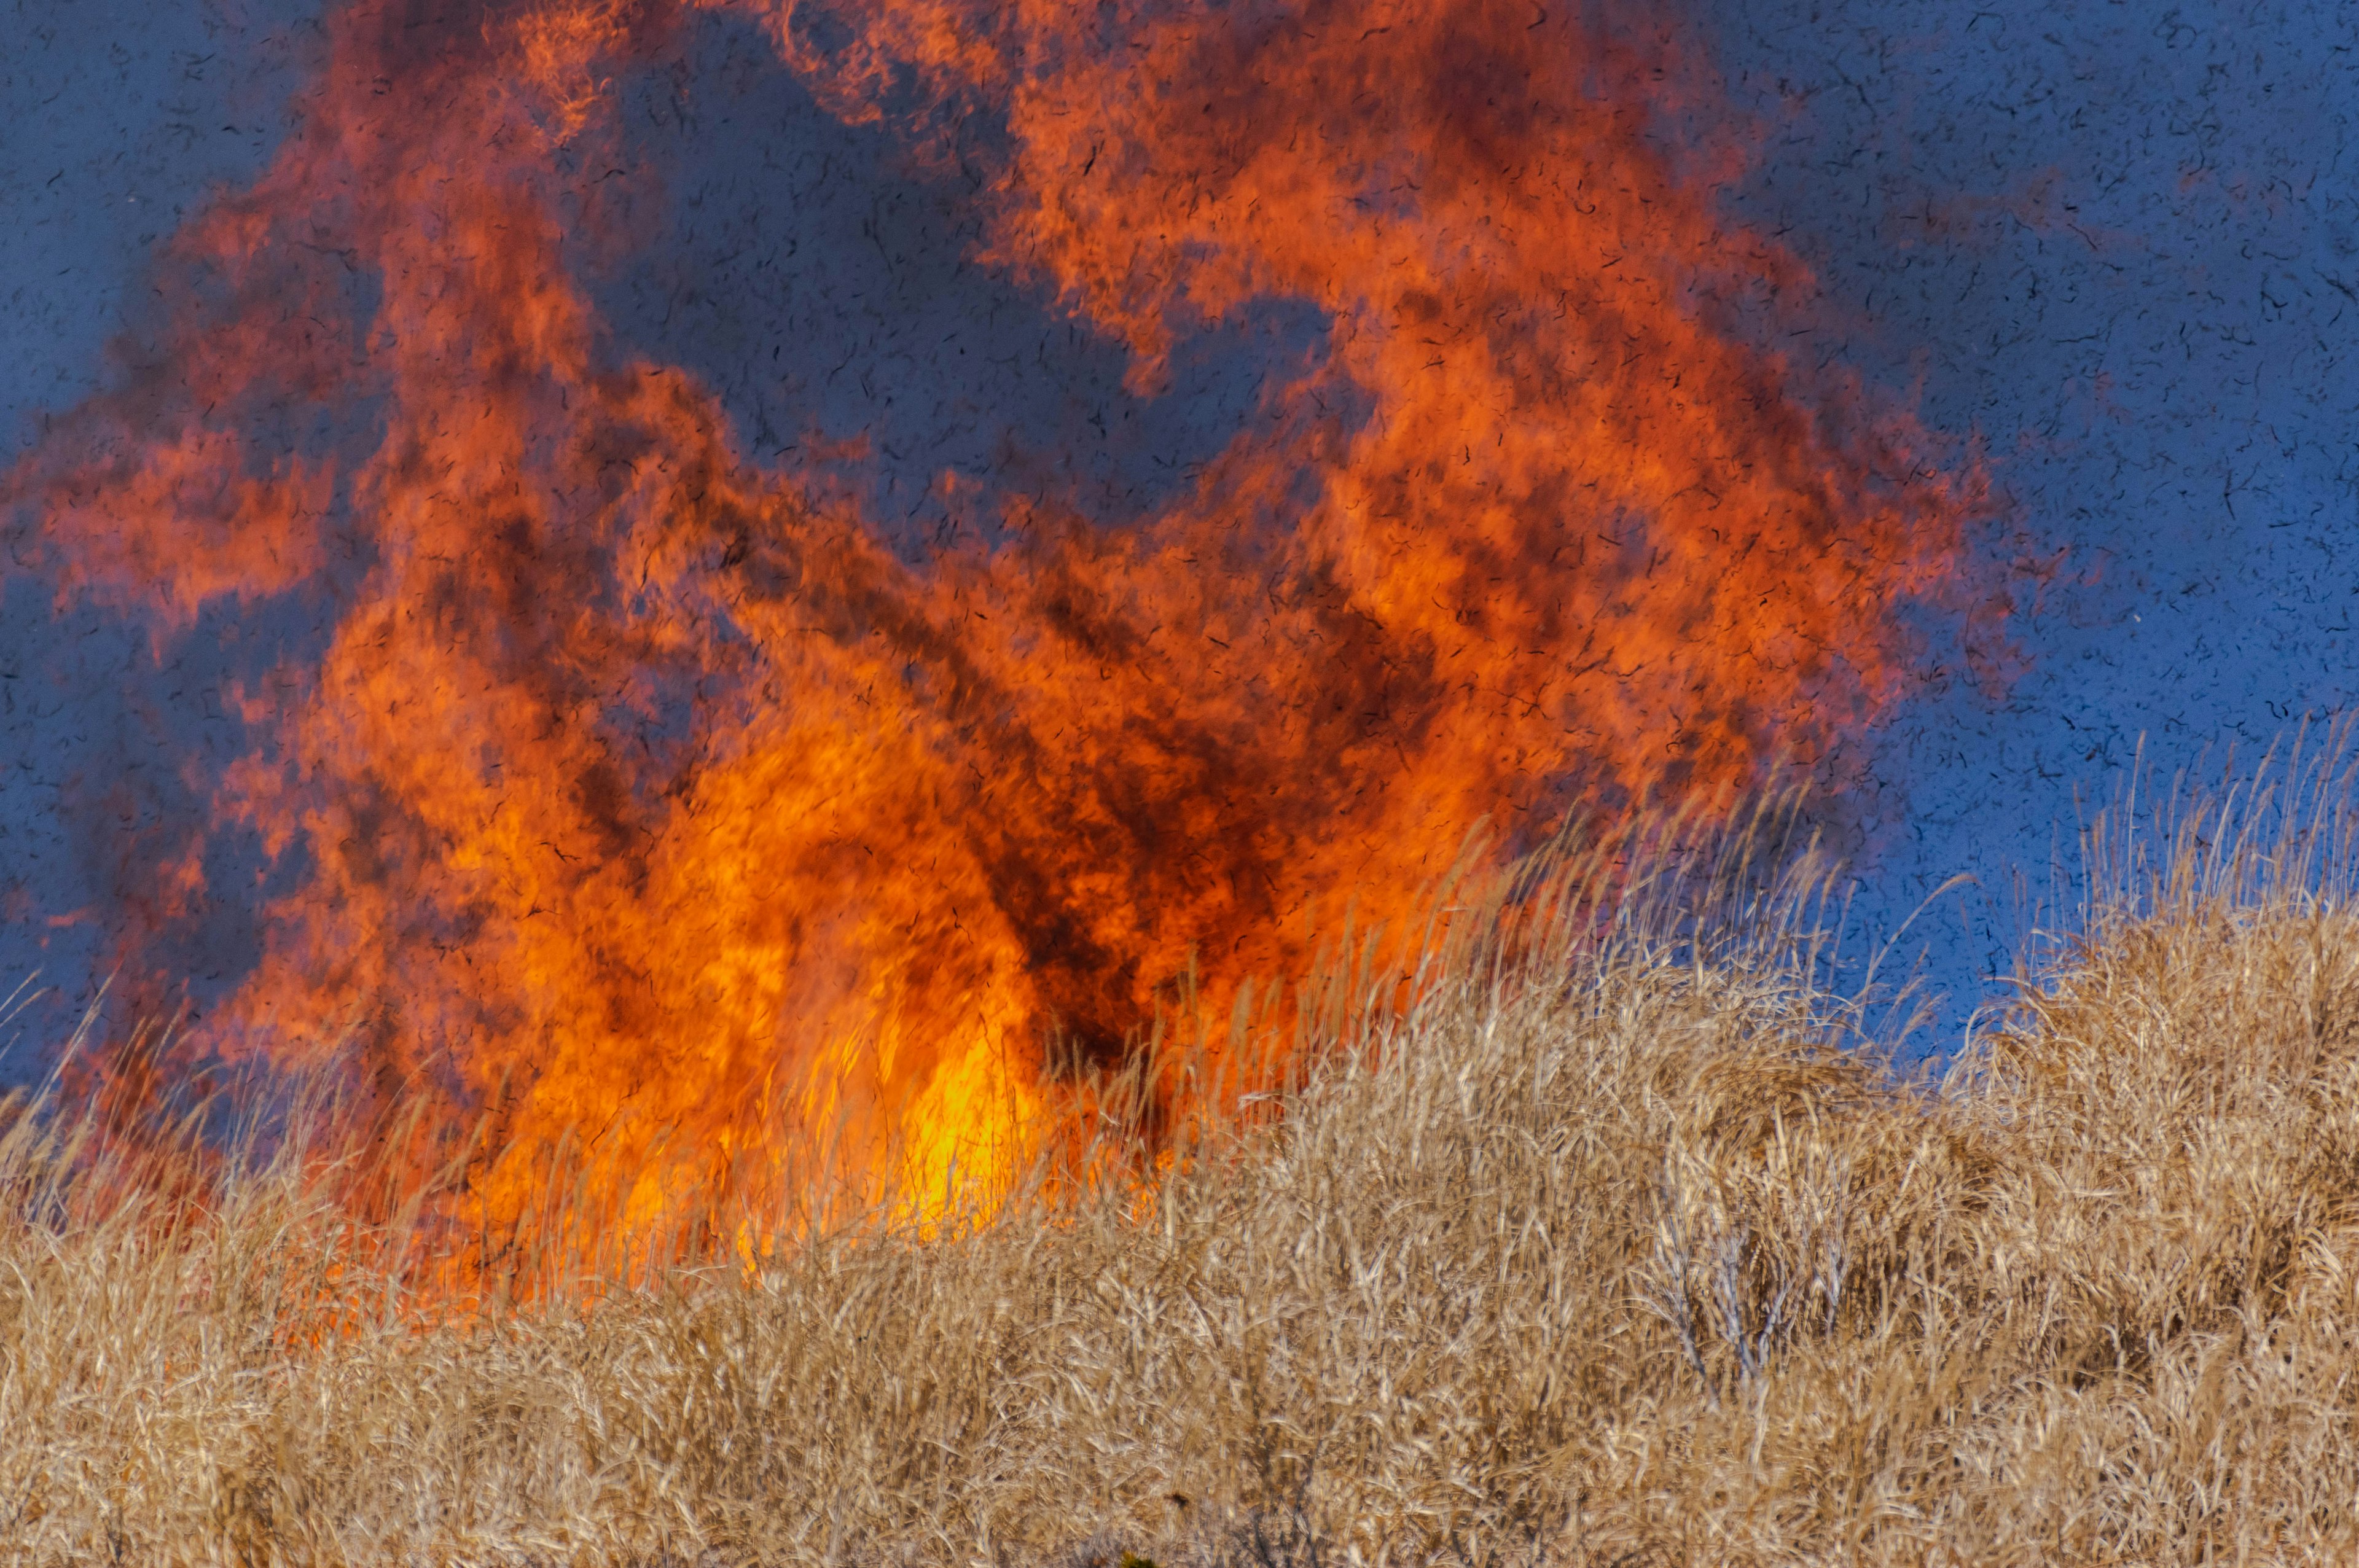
9;757;2359;1566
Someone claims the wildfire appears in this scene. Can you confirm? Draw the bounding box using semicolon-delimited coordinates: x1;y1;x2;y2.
8;0;1986;1254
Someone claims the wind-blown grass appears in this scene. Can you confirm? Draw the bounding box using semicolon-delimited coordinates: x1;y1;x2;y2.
8;744;2359;1564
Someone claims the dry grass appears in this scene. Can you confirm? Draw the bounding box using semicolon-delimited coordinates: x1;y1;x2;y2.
9;750;2359;1565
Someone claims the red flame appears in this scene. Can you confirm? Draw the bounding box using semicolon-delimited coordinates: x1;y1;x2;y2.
10;0;1985;1244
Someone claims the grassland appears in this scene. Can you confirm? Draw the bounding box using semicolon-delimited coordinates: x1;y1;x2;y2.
7;755;2359;1565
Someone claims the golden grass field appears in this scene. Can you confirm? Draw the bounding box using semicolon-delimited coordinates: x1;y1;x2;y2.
9;750;2359;1566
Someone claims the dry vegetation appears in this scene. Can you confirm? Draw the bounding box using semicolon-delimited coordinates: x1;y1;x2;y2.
9;755;2359;1566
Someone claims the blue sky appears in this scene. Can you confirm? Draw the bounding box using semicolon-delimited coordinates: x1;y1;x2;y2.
2;0;2354;1067
1705;0;2359;1013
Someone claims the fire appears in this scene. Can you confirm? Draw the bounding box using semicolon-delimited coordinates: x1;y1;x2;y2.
7;0;1986;1254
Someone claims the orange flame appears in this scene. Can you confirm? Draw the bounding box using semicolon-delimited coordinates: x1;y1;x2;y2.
9;0;1987;1252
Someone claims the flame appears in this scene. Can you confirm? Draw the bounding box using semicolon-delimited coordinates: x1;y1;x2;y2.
7;0;1985;1253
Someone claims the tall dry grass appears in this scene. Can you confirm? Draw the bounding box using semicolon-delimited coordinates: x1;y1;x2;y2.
8;745;2359;1564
